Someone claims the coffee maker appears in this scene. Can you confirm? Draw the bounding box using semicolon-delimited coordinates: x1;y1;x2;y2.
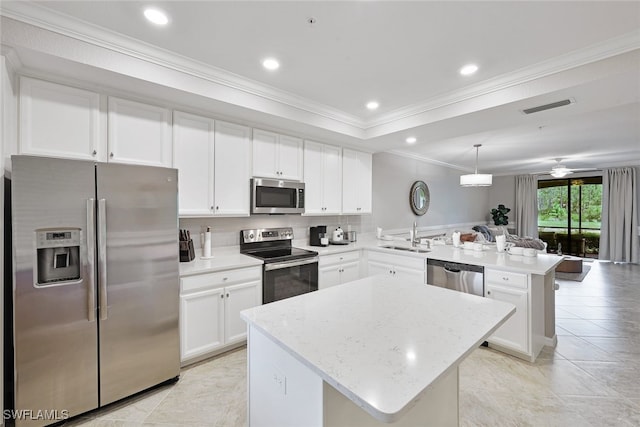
309;225;328;247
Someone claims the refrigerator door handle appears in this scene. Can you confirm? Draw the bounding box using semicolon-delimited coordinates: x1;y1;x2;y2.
98;198;108;320
86;199;96;322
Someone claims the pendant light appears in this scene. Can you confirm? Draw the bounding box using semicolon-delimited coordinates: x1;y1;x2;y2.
460;144;492;187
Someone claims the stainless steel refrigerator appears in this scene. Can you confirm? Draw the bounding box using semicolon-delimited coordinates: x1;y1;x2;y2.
6;155;180;426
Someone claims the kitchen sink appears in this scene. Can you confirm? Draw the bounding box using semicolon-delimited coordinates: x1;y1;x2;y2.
381;245;430;253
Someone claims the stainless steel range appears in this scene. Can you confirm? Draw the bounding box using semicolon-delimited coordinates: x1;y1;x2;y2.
240;227;318;304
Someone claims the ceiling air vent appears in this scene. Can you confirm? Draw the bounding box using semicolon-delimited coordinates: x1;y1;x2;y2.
521;98;574;115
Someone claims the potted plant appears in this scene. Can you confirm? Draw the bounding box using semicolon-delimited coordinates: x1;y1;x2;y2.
491;204;510;226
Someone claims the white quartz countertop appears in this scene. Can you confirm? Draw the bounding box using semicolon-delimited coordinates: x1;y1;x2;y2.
424;245;565;275
241;275;515;422
296;235;564;275
179;247;263;276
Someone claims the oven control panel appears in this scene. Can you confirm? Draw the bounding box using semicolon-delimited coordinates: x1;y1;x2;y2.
241;227;294;243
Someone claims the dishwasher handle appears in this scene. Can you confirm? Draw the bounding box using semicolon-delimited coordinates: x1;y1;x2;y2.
427;258;484;274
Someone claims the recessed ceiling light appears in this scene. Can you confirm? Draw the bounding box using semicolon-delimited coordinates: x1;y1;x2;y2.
144;8;169;26
406;137;417;144
459;64;478;76
262;58;280;70
366;101;379;110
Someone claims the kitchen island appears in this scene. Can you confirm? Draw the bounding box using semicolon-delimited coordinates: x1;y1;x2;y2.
241;275;515;426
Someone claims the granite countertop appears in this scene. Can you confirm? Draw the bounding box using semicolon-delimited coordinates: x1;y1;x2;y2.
241;275;515;423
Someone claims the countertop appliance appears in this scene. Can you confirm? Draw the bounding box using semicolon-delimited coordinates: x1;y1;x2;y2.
251;178;305;214
5;156;180;426
426;259;484;297
309;225;327;247
240;227;318;304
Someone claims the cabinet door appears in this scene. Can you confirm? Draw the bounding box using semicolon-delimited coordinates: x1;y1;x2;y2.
319;265;341;290
173;111;214;216
340;261;361;284
180;287;224;361
214;121;251;216
108;97;172;167
343;149;372;214
394;265;425;284
367;261;392;278
224;280;262;344
358;151;373;213
278;134;303;181
252;129;278;178
341;149;360;214
322;144;343;214
19;77;101;161
486;284;529;354
303;140;324;214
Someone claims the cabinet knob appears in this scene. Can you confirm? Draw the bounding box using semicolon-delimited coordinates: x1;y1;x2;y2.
223;277;228;281
487;290;491;295
220;294;224;299
216;206;219;210
502;277;509;281
92;150;97;156
110;152;114;158
211;206;214;211
226;293;230;298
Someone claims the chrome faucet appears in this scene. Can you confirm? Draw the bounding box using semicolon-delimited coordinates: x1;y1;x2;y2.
411;221;418;247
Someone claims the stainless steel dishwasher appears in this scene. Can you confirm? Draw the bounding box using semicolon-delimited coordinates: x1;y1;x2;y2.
426;259;484;297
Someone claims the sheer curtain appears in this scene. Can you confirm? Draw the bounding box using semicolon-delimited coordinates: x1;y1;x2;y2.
515;175;538;238
599;167;639;263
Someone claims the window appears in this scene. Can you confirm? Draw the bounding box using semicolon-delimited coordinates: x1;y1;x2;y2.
537;176;602;258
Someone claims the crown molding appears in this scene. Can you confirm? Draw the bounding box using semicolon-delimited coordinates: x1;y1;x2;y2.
0;2;366;130
2;2;638;138
367;30;640;129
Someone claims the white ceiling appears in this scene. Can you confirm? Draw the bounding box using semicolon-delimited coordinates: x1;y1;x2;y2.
2;1;640;175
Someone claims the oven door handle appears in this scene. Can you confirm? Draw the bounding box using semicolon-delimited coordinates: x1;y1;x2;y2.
264;256;319;271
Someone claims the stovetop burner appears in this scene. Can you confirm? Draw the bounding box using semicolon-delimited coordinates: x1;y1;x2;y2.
240;227;318;264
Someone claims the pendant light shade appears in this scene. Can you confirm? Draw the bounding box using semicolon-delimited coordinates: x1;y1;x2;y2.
460;144;492;187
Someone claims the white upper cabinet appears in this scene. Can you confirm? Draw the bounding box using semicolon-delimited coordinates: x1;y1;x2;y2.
214;121;252;216
108;96;172;167
303;140;342;215
19;76;102;161
342;149;372;214
173;111;215;216
252;129;303;181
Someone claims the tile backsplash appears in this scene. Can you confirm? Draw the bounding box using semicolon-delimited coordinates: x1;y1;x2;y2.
180;215;375;249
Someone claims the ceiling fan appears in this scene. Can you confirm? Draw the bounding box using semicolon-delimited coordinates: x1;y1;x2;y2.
549;159;573;178
547;159;596;178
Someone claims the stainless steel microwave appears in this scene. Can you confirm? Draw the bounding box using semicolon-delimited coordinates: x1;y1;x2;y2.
251;178;305;214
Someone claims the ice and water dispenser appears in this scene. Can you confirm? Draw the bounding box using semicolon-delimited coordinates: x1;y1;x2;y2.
35;228;81;285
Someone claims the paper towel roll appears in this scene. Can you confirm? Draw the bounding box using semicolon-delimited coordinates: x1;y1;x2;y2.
203;230;211;258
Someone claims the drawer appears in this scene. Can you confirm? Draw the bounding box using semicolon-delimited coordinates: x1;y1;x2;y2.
319;250;360;267
181;266;262;294
486;269;528;289
367;250;425;271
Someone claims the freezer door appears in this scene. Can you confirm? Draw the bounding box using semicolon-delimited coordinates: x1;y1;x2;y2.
96;162;180;405
11;156;98;426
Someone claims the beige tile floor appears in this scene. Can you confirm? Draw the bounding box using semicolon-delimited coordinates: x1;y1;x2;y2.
64;260;640;426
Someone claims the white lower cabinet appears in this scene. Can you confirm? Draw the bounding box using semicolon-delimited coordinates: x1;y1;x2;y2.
484;268;540;360
366;250;426;283
180;266;261;363
318;250;361;290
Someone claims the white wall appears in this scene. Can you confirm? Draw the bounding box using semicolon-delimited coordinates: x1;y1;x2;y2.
371;152;491;234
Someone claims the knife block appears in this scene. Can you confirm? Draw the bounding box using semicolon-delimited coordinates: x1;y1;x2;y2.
179;239;195;262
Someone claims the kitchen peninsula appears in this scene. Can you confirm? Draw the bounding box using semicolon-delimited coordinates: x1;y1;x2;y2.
241;276;515;427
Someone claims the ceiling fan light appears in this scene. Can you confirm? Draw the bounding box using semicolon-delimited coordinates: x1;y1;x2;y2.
550;163;573;178
460;173;493;187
